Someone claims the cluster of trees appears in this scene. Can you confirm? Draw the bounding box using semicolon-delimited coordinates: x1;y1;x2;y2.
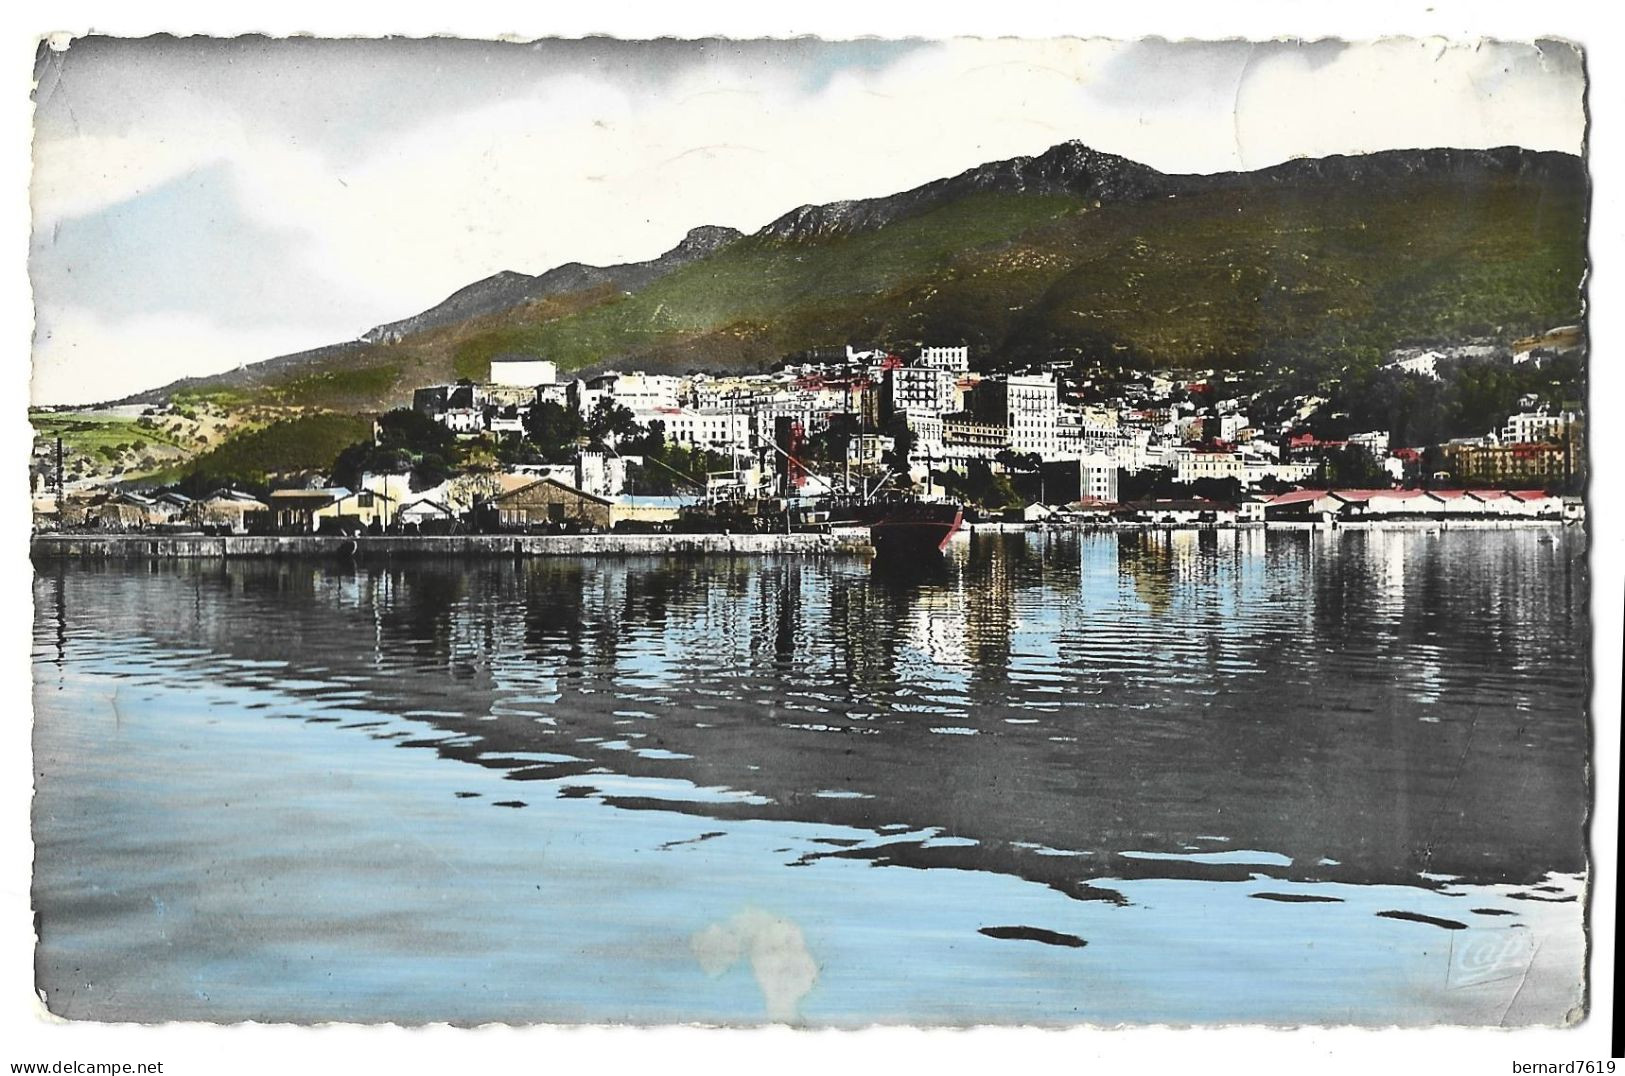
175;413;374;496
1117;467;1246;505
1304;354;1584;447
330;409;463;493
929;462;1020;509
517;399;642;463
618;421;730;496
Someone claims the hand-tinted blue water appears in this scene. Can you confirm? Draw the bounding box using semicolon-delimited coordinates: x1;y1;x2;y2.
32;529;1588;1024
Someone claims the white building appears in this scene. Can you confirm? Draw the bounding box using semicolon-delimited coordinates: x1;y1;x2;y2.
886;366;954;416
440;408;484;434
637;407;752;454
580;372;684;413
1243;459;1319;486
1348;431;1391;458
1174;448;1247;484
1217;412;1249;443
1040;454;1119;503
573;450;632;497
906;413;945;457
917;345;970;375
976;373;1059;459
1384;352;1443;380
1500;410;1576;444
490;358;558;386
1057;410;1151;472
941;415;1008;462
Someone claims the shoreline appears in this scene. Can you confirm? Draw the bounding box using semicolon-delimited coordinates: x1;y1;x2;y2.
969;519;1570;533
29;532;876;560
28;519;1575;560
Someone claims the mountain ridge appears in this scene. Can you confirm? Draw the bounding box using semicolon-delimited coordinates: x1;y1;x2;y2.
112;139;1587;410
359;223;746;344
756;141;1584;240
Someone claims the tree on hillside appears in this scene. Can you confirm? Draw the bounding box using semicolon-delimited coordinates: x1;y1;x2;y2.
1318;446;1389;487
331;408;459;491
880;413;915;475
523;401;587;463
493;432;546;466
586;400;639;446
378;408;457;453
622;429;727;497
621;420;668;458
1116;466;1180;502
994;449;1042;473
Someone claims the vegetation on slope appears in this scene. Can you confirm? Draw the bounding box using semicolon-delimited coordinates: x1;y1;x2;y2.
31;411;188;458
978;176;1585;374
447;192;1085;377
133;154;1586;415
173;412;374;494
438;174;1586;389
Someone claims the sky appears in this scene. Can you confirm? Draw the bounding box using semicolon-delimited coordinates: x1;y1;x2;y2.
28;35;1588;404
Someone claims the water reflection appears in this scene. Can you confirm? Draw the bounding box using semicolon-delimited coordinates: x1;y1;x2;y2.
34;529;1588;904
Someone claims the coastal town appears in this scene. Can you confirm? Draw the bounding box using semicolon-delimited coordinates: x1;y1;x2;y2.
31;324;1586;539
22;32;1600;1053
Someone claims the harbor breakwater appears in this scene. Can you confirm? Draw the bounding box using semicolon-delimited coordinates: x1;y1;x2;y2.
31;532;875;560
31;519;1572;560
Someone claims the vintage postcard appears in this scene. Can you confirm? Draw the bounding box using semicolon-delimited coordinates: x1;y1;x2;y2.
21;28;1600;1048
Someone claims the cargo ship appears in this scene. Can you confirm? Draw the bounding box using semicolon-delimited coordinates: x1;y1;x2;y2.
855;500;964;561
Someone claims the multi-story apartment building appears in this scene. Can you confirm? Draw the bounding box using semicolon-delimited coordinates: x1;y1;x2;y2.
974;374;1059;458
916;345;970;375
1441;440;1571;486
1174;447;1248;485
576;372;684;414
906;414;945;458
634;407;752;454
884;366;955;418
942;415;1008;460
1347;430;1391;458
1500;410;1579;444
1216;412;1250;443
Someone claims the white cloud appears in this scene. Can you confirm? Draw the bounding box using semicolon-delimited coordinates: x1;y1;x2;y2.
31;306;356;405
1230;38;1585;168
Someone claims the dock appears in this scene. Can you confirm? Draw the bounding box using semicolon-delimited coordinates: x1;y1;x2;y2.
30;532;876;560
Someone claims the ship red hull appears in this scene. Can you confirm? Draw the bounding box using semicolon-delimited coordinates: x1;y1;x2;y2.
867;504;963;560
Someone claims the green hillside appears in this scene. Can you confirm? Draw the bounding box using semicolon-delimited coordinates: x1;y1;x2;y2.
447;192;1085;375
146;151;1587;415
941;174;1585;372
169;412;374;493
367;175;1588;400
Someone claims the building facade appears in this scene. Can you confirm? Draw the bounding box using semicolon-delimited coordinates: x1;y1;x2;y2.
491;478;614;531
1440;441;1569;486
916;345;970;374
489;358;558;387
975;374;1059;458
885;366;954;417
